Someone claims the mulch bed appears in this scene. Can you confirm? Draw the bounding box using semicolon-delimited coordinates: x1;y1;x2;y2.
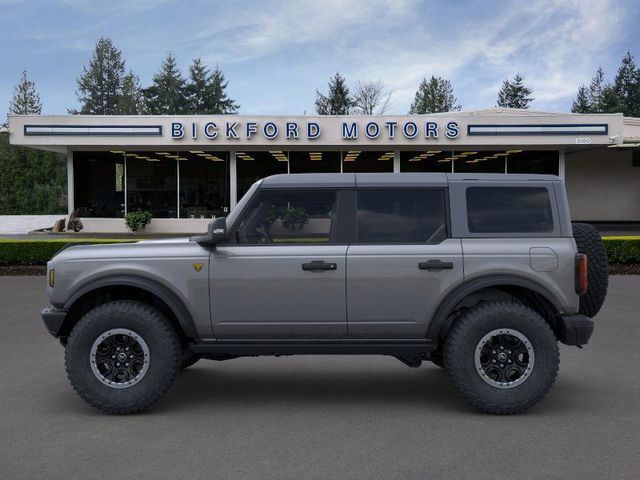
2;264;640;276
0;265;47;276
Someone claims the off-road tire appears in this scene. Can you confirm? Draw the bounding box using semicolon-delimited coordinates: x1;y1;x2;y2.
180;350;200;369
430;350;444;368
65;300;181;414
572;222;608;317
443;301;559;414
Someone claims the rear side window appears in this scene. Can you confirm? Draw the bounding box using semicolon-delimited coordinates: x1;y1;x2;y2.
356;188;447;243
466;186;554;233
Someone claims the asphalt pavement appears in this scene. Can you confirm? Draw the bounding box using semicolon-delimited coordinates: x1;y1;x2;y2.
1;275;639;479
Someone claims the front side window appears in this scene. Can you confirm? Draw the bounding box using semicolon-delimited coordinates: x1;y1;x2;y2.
356;188;447;243
235;189;337;244
466;186;554;233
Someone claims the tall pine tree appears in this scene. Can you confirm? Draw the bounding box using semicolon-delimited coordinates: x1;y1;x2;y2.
116;71;144;115
571;85;591;113
144;53;187;115
496;73;534;109
409;76;461;114
8;70;42;116
613;51;640;117
185;59;239;114
315;73;352;115
75;37;125;114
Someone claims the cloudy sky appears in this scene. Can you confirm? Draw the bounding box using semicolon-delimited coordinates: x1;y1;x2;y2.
1;0;639;117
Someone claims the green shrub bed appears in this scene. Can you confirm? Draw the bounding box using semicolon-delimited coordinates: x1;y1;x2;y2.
0;239;136;265
603;237;640;264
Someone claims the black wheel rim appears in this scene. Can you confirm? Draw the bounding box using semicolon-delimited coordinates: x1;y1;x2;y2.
90;329;150;389
474;329;534;389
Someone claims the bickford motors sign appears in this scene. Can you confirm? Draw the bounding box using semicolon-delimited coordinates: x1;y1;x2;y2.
170;119;461;142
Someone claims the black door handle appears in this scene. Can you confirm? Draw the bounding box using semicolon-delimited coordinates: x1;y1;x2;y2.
302;261;338;271
419;260;454;271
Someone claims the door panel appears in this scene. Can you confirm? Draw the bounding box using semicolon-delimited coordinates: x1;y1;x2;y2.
346;240;463;338
211;245;348;338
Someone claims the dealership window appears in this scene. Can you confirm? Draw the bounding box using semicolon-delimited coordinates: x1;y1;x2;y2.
506;150;559;175
289;151;341;173
356;188;447;243
73;151;125;218
466;186;554;233
342;150;394;173
126;152;177;218
401;151;453;172
454;151;506;173
178;151;229;218
237;151;288;200
234;189;337;244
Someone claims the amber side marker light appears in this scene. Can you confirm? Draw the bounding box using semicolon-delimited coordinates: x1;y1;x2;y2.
575;254;588;295
48;269;55;288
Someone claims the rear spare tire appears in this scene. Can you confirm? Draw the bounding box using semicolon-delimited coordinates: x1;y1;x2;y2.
572;222;608;317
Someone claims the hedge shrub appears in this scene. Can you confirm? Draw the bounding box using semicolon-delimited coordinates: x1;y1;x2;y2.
603;237;640;264
0;239;136;265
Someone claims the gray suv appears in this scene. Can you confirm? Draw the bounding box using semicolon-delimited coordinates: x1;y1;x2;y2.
41;173;608;414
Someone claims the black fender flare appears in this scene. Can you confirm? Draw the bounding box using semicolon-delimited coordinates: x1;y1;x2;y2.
63;275;198;338
426;274;563;340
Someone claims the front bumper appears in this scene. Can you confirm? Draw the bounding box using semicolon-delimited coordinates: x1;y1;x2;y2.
41;306;68;337
556;314;594;346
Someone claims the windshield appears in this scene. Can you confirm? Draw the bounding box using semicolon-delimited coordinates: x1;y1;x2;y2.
225;180;262;229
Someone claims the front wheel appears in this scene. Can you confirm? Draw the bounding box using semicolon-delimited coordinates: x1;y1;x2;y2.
65;300;181;414
443;301;559;414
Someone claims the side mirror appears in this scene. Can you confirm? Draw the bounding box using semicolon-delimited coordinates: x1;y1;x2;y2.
210;216;227;243
194;217;227;247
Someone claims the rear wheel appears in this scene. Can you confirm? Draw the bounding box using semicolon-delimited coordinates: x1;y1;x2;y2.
444;301;559;414
65;300;181;414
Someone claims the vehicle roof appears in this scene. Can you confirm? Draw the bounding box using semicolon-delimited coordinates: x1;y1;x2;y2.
260;172;560;188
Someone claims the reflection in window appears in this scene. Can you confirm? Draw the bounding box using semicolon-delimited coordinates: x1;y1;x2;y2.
126;152;177;218
342;151;394;173
356;188;447;243
178;151;229;218
401;151;453;172
235;189;337;244
507;150;559;175
289;151;341;173
237;151;288;201
454;151;506;173
73;151;125;218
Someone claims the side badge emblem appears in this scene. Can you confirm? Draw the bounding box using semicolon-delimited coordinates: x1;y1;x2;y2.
192;263;204;272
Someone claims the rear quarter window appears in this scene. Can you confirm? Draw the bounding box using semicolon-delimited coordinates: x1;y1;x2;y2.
466;186;554;233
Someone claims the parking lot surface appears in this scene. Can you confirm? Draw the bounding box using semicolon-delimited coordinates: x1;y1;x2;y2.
1;275;639;479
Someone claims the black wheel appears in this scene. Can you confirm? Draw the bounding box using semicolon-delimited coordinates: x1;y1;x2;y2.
443;301;559;414
65;300;181;414
180;350;200;370
572;222;608;317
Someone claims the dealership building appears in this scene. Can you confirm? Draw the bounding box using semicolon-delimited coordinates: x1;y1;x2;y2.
8;109;640;233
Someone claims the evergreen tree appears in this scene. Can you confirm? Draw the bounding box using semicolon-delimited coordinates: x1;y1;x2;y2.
143;53;187;115
409;76;461;114
116;71;144;115
75;37;125;114
315;73;352;115
497;73;534;109
571;85;591;113
8;70;42;116
588;66;607;111
613;51;640;117
208;65;239;114
185;59;239;114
